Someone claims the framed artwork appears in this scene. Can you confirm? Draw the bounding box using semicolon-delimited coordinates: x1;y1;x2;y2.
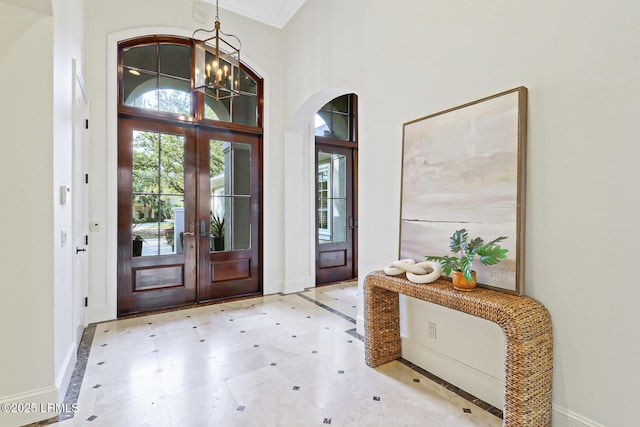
400;87;527;295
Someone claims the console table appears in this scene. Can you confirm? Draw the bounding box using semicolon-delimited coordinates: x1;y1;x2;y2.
364;271;552;427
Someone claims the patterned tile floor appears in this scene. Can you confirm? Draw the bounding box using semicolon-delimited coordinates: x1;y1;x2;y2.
33;282;502;427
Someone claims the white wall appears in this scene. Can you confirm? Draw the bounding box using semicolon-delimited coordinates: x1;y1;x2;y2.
0;0;51;15
0;2;58;426
281;1;640;426
400;297;506;409
52;0;85;404
0;1;85;424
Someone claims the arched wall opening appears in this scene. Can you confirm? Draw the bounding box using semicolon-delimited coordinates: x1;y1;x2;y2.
282;88;357;294
102;26;272;320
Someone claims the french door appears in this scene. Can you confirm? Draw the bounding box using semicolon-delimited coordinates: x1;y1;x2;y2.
117;117;261;316
196;128;262;301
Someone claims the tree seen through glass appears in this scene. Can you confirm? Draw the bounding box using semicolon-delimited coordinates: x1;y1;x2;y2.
131;132;225;257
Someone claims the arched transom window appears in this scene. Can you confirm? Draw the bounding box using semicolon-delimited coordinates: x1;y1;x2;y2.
119;36;262;127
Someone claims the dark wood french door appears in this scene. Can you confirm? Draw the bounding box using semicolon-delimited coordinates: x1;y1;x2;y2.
315;144;357;284
196;128;262;301
117;118;261;316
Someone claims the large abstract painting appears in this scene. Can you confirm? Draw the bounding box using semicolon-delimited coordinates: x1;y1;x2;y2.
400;87;527;294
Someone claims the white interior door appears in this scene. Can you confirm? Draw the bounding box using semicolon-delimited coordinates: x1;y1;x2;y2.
72;60;89;343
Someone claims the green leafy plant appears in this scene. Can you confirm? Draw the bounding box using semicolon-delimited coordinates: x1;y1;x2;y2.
426;229;508;282
210;212;225;238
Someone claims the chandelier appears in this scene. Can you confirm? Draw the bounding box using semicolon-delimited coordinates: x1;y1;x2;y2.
192;0;241;100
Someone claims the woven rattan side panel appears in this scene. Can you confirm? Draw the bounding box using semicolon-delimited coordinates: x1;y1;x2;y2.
363;271;552;427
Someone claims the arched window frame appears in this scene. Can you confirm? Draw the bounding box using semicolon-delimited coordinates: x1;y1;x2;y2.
117;35;263;132
314;94;358;145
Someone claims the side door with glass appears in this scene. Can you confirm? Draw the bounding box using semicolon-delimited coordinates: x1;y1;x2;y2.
197;129;262;301
117;118;197;315
316;145;355;284
314;94;358;285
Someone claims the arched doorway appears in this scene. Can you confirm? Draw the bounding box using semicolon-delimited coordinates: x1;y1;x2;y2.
116;36;263;315
282;88;359;293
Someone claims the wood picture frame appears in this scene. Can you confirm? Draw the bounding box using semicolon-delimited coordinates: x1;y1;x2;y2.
400;87;527;295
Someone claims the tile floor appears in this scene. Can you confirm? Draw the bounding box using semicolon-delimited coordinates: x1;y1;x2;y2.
40;282;502;427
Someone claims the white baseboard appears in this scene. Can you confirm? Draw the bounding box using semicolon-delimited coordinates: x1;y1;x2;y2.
75;321;85;350
0;386;59;426
282;278;307;294
262;278;284;296
402;338;604;426
87;303;109;324
401;336;504;409
552;404;607;427
55;343;77;402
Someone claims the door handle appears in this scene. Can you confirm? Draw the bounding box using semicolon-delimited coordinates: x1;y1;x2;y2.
76;247;86;254
184;220;197;237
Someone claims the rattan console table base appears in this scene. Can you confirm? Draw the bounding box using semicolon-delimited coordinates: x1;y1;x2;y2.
364;271;552;427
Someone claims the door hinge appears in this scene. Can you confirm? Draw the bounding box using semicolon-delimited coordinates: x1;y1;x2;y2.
346;217;359;234
85;174;89;184
85;235;89;245
85;119;89;129
84;297;88;307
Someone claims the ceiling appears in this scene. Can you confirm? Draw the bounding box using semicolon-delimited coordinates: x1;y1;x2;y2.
2;0;305;28
204;0;307;29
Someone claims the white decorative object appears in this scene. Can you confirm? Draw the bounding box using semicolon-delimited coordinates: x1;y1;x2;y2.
383;259;442;284
406;261;441;284
393;259;427;275
383;258;415;275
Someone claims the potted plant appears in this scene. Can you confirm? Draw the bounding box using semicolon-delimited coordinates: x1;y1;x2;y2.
210;212;225;251
132;223;146;257
132;235;146;257
426;229;508;291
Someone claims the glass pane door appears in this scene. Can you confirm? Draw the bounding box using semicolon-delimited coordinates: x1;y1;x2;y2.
117;118;197;315
316;145;354;284
197;130;262;302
